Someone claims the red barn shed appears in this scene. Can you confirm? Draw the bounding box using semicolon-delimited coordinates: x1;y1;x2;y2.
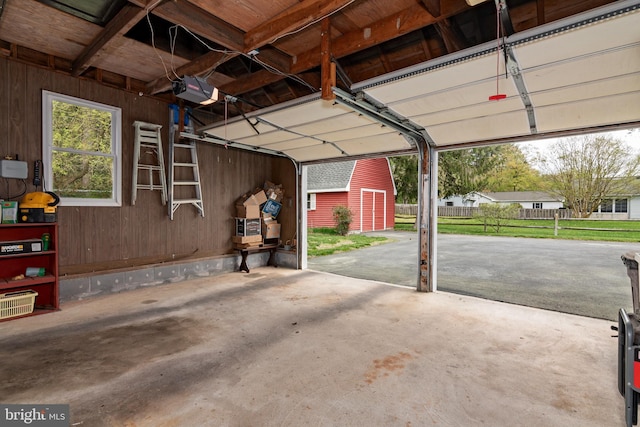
307;158;396;232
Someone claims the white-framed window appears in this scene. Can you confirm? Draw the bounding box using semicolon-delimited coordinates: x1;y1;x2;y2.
615;198;628;213
599;199;613;213
42;91;122;207
533;202;543;209
307;193;316;210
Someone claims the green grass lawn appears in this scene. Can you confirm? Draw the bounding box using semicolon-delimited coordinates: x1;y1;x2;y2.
309;217;640;258
435;217;640;242
307;227;388;257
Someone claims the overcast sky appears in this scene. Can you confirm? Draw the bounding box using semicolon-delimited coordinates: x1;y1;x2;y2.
517;128;640;163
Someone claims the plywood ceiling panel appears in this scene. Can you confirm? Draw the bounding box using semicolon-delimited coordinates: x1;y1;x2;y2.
0;0;98;60
92;38;190;82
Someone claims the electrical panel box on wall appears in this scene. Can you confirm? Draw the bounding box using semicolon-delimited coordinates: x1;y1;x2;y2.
0;160;28;179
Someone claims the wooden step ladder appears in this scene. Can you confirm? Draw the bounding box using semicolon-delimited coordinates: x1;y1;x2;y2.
132;121;167;206
168;119;204;220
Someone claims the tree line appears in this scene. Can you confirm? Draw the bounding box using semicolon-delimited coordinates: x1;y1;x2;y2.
390;132;640;218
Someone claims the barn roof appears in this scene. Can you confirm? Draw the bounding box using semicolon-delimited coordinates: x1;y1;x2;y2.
307;161;356;192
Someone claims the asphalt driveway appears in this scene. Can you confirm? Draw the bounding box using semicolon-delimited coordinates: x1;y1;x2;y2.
307;231;637;320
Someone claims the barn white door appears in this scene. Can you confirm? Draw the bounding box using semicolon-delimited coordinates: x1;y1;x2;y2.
361;189;386;232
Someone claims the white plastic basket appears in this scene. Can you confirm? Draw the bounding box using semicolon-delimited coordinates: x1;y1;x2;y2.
0;290;38;320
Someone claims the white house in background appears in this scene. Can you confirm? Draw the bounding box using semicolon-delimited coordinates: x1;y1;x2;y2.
438;191;564;209
592;178;640;219
438;185;640;219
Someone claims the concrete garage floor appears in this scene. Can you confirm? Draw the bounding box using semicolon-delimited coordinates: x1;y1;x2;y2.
0;269;624;426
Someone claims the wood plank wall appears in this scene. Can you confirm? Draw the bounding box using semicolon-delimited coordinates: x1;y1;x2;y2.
0;57;296;274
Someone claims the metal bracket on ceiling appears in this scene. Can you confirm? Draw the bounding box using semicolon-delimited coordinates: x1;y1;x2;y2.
495;0;515;37
505;46;537;134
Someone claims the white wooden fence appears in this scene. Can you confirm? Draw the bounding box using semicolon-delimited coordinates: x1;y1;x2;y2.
395;204;572;219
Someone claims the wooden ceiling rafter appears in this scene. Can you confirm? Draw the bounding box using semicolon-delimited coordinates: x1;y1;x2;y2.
244;0;356;53
420;0;442;18
321;17;336;100
145;50;240;95
434;18;470;53
290;1;470;73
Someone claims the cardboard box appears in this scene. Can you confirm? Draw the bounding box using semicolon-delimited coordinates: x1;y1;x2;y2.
232;235;263;244
237;188;267;207
236;204;261;219
264;181;284;202
262;199;282;218
262;218;281;239
235;218;261;236
1;201;17;224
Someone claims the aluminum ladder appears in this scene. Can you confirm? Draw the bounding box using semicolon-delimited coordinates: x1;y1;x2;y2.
168;119;204;220
132;121;167;206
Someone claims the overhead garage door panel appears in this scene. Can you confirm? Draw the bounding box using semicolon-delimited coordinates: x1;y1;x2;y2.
260;101;352;127
356;6;640;148
197;4;639;163
282;142;345;162
425;110;532;147
388;77;520;119
259;137;319;151
406;91;523;127
513;10;640;70
520;46;640;94
363;54;500;105
335;132;411;156
535;91;640;133
530;74;640;107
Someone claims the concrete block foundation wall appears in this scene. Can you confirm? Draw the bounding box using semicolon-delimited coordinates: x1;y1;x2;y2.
60;251;298;302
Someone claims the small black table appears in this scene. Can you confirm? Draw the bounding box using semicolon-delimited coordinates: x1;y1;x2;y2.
235;243;278;273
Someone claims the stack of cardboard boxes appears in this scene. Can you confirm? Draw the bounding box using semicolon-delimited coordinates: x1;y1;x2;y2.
233;182;284;249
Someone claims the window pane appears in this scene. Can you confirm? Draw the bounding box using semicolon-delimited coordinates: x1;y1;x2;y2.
616;199;628;213
600;199;613;213
52;151;113;199
52;100;112;153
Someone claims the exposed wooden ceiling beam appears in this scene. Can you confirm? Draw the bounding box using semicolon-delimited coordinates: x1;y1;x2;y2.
144;0;294;94
291;0;469;73
434;18;469;53
72;4;147;77
420;0;442;17
152;0;245;52
219;69;288;97
244;0;355;52
321;18;335;100
146;50;240;95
